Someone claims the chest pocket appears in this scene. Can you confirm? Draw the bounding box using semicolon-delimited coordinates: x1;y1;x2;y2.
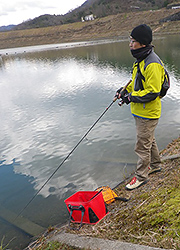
134;63;145;91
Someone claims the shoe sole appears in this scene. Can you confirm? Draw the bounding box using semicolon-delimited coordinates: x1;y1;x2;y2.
125;179;149;191
149;168;162;175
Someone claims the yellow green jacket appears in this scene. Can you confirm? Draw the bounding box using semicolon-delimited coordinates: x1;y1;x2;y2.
126;51;164;119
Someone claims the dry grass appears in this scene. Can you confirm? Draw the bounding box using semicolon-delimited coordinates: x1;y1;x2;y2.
64;137;180;250
0;8;180;50
28;137;180;250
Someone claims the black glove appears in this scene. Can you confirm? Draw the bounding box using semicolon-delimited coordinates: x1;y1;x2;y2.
116;87;127;98
121;93;131;105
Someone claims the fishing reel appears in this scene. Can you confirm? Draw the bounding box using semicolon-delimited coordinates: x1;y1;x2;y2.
114;94;124;107
118;99;124;106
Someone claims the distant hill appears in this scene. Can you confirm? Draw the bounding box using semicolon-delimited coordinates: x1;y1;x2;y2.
0;25;16;32
0;0;178;31
0;7;180;50
12;0;175;30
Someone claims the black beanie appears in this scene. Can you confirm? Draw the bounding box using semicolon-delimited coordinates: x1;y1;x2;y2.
131;24;152;45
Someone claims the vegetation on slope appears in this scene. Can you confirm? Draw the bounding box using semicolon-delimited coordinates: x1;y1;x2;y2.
0;8;180;50
13;0;179;30
74;137;180;249
27;137;180;250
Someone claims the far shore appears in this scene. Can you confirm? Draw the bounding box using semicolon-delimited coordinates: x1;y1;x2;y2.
0;37;126;56
0;8;180;52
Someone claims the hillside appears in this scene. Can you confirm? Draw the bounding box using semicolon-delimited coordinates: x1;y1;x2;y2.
13;0;177;30
0;8;180;50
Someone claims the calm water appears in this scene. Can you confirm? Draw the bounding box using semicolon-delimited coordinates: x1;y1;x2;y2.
0;36;180;249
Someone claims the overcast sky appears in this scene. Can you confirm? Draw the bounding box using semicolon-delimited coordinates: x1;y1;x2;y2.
0;0;86;26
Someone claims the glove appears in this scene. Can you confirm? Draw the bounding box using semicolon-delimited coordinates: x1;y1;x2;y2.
121;93;131;105
115;87;127;99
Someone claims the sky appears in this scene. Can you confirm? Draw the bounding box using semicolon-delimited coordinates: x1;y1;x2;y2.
0;0;86;26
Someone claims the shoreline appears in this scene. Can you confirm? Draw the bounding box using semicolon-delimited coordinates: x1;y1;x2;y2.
0;32;179;57
0;8;180;51
28;137;180;250
0;37;126;56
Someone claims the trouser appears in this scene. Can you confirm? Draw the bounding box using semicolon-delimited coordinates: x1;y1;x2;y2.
134;116;161;181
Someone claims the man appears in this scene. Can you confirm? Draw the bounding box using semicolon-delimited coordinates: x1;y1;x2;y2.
116;24;164;190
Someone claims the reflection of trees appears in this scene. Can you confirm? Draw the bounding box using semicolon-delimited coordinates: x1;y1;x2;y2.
0;56;5;70
0;55;16;71
155;36;180;78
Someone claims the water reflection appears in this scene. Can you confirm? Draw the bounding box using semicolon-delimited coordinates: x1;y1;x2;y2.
1;57;131;187
0;36;180;249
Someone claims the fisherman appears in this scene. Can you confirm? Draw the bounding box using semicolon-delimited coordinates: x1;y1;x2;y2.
116;24;163;190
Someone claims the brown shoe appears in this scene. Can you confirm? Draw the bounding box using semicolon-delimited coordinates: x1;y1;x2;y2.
148;166;162;175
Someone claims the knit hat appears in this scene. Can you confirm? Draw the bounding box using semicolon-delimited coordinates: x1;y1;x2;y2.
130;24;152;45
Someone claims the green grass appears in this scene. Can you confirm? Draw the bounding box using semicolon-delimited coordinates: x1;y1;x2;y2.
0;236;15;250
71;137;180;249
31;241;85;250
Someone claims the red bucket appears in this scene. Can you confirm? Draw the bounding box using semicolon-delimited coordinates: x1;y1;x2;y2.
64;191;108;226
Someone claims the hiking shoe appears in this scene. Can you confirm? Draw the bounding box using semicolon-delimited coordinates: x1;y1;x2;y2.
125;177;148;191
148;166;162;175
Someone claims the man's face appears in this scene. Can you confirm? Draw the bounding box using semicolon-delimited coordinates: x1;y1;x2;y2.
129;36;146;50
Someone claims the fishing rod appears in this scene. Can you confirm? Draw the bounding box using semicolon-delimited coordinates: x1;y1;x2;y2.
14;79;132;222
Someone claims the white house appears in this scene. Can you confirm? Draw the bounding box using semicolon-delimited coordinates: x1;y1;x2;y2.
172;6;180;9
81;14;95;22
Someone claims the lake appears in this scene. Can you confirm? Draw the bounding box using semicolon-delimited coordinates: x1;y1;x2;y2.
0;35;179;249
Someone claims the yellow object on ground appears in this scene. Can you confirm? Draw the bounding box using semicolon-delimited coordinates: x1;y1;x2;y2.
95;186;119;204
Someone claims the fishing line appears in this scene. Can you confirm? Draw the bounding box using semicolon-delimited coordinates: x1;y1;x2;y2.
13;99;116;222
14;79;131;222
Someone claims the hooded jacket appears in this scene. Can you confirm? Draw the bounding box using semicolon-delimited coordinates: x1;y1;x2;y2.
126;51;164;119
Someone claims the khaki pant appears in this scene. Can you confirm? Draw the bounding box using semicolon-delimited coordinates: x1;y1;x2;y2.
134;116;161;181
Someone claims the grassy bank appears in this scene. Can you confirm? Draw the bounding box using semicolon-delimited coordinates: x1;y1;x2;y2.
27;137;180;250
0;8;180;50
